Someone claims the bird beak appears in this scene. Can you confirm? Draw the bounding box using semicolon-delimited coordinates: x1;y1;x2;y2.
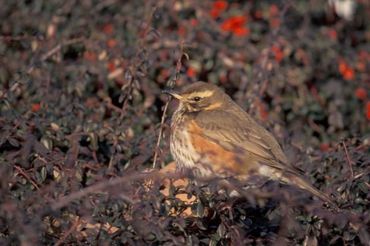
162;89;184;101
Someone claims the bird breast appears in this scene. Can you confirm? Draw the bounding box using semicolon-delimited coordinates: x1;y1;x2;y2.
170;111;213;177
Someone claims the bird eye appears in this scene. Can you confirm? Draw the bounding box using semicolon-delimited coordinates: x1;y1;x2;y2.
192;96;201;102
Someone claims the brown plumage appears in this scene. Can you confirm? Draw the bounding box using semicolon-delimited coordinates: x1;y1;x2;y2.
166;81;334;206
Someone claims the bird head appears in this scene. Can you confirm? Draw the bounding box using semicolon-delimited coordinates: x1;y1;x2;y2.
163;82;228;112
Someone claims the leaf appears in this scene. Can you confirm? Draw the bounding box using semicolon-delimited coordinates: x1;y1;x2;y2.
217;223;226;238
40;166;47;182
8;138;20;147
196;201;204;217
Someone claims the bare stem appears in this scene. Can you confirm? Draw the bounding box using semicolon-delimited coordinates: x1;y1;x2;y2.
152;42;186;169
152;100;170;168
342;141;354;179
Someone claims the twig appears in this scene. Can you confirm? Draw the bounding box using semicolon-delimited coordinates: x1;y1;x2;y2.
50;171;159;210
54;216;80;246
51;169;186;210
0;35;42;41
152;100;170;169
152;42;186;168
342;141;354;179
104;96;125;114
40;37;84;62
241;1;291;110
118;5;158;120
14;165;40;190
307;117;324;134
26;37;84;73
263;1;291;84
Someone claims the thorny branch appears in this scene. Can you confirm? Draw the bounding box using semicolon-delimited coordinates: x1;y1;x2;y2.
14;165;40;191
342;141;354;180
118;5;158;120
152;42;187;169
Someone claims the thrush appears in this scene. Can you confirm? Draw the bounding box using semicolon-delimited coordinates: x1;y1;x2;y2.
165;81;334;206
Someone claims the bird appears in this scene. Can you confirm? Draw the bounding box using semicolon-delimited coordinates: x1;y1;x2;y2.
164;81;335;206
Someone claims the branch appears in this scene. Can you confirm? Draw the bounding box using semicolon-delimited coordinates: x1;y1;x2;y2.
342;140;354;180
50;171;159;210
54;216;80;246
27;37;84;73
14;165;40;191
152;41;187;168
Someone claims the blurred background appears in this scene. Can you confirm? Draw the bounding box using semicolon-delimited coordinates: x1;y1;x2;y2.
0;0;369;245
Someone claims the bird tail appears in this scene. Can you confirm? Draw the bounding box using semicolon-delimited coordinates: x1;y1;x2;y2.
285;174;337;208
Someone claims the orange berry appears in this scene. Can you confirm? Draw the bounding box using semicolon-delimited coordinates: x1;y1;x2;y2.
233;27;250;37
107;61;116;72
320;143;330;152
343;68;354;80
186;67;196;78
355;87;367;100
102;23;114;35
83;51;97;62
106;39;118;48
213;0;228;11
31;103;41;112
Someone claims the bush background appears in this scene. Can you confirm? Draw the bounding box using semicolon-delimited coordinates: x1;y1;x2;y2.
0;0;369;245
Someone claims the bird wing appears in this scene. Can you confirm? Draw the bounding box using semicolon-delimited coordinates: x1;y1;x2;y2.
193;109;303;175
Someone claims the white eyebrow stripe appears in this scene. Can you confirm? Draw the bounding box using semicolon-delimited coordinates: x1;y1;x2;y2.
183;90;214;98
